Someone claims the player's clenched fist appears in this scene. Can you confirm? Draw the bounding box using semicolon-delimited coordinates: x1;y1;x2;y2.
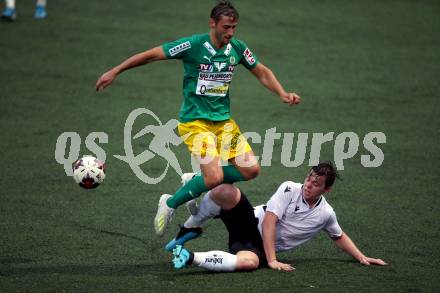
96;69;118;92
281;92;301;105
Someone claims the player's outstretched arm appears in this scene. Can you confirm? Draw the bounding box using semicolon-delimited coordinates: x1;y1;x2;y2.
95;46;166;91
250;63;301;105
262;211;295;272
332;233;388;266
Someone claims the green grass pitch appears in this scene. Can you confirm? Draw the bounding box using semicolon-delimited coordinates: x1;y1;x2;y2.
1;0;439;291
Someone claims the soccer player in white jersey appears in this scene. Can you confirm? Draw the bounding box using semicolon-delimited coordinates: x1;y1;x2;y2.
1;0;47;20
168;162;387;272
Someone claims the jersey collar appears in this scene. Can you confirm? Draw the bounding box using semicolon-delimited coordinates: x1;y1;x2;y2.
203;41;217;56
300;186;323;209
203;33;232;56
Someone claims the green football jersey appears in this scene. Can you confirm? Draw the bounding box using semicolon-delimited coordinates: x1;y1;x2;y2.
162;33;259;122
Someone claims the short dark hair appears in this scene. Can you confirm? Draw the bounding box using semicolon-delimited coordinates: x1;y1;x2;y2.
310;161;340;188
210;0;239;23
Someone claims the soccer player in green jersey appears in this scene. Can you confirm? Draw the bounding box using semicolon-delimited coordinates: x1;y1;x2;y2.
96;0;301;236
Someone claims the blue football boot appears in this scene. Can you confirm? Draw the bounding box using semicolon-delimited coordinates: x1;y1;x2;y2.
2;7;16;21
172;245;193;269
165;225;202;251
34;5;47;19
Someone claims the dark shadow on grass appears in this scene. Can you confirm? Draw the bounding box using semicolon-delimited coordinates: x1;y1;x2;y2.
280;257;391;269
0;257;35;264
286;257;354;265
0;258;389;278
163;258;357;278
0;262;170;277
0;223;181;278
69;221;150;246
169;269;256;277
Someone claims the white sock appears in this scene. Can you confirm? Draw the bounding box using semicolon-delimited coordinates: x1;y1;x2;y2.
193;251;237;272
184;191;221;228
6;0;15;9
36;0;46;6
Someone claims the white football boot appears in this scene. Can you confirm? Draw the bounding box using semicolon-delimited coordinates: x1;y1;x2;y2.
154;194;175;236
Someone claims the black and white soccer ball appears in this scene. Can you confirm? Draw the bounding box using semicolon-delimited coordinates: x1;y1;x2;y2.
73;155;106;189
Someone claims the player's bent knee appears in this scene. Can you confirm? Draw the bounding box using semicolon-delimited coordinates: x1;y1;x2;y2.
236;257;259;271
203;172;224;189
212;184;236;199
235;252;260;271
243;164;260;180
210;184;240;209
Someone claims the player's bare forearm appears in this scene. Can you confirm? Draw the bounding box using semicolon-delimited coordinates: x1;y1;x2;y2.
250;63;284;96
114;46;166;74
333;233;364;260
250;63;301;105
96;46;166;91
332;233;388;266
263;212;295;271
262;212;279;263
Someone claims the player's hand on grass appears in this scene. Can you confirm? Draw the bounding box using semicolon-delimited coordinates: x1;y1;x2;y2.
359;256;388;266
281;92;301;105
96;69;118;91
268;260;295;272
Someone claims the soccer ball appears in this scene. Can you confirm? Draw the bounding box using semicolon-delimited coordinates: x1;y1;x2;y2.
72;155;106;189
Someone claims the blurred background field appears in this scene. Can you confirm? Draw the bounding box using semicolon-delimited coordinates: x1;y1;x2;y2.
0;0;439;291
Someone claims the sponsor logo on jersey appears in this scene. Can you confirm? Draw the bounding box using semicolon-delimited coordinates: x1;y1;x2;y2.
196;69;234;97
199;84;229;95
224;43;232;56
198;72;233;82
230;56;236;64
284;186;292;192
228;65;235;72
169;41;191;56
243;48;256;65
203;41;217;56
214;62;227;72
200;64;213;72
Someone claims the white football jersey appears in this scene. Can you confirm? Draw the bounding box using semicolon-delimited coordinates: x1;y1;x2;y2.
254;181;343;252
